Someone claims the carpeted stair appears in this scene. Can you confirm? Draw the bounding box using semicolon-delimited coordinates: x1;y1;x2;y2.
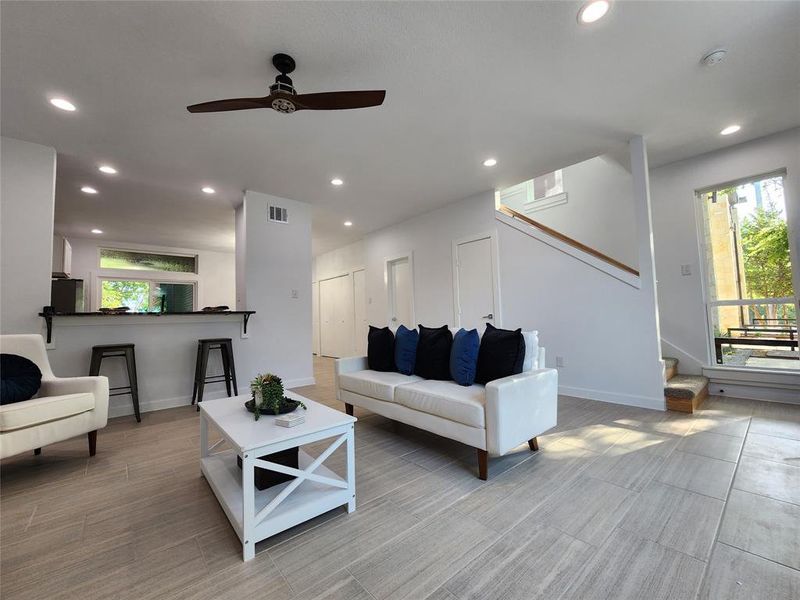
663;357;709;413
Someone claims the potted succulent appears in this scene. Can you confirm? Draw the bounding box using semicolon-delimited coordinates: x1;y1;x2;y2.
247;373;306;421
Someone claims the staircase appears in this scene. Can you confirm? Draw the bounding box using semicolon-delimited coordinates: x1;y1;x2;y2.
664;357;709;413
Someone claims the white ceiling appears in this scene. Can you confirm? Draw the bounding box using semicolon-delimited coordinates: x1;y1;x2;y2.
2;1;799;254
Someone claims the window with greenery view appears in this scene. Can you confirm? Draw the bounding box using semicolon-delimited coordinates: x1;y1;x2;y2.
101;280;195;312
99;249;197;273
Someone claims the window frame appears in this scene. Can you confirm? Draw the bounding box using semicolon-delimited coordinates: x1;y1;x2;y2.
96;277;197;313
98;247;198;274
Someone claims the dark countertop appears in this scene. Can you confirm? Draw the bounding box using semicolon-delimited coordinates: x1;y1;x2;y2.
39;310;255;317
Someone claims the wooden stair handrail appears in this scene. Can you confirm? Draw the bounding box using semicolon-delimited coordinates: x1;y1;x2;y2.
498;204;640;277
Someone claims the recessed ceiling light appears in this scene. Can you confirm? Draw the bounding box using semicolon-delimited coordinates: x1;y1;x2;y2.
98;165;117;175
331;178;344;186
344;221;353;227
201;186;215;194
720;124;741;136
81;186;98;194
49;97;76;112
483;158;497;167
91;229;103;234
578;0;610;24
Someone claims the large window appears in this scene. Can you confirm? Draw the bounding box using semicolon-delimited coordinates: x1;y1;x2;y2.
698;173;798;370
100;279;195;312
99;248;197;273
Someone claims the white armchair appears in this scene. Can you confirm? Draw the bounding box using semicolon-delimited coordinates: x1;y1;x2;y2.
0;334;109;459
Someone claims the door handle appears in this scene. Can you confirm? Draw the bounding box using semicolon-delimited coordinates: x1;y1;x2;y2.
482;313;494;319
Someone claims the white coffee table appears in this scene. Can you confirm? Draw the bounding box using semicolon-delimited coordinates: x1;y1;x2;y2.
199;391;356;561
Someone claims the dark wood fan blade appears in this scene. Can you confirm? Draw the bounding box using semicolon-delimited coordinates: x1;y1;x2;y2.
291;90;386;111
186;97;270;113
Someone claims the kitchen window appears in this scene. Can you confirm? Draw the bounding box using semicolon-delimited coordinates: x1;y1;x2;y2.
99;279;196;312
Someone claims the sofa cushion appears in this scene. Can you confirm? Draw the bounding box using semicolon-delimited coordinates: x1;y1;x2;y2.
367;326;396;372
0;392;94;432
394;380;486;428
1;354;42;405
394;325;419;376
475;323;525;384
450;328;480;386
414;325;453;381
522;330;540;371
338;370;423;402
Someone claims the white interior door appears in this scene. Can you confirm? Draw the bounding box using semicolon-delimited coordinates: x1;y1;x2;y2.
311;281;320;355
319;275;353;358
388;257;413;328
353;269;368;355
455;236;496;330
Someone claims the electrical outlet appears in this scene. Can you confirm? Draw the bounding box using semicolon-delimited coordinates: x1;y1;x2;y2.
291;289;299;299
680;264;692;276
556;356;565;368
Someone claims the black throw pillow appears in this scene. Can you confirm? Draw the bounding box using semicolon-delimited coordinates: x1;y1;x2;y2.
475;323;526;384
1;354;43;405
414;325;453;380
367;326;395;372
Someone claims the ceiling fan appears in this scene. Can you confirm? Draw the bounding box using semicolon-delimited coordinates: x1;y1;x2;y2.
186;53;386;114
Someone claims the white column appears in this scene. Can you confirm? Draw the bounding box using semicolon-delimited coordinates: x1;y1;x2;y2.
630;136;667;403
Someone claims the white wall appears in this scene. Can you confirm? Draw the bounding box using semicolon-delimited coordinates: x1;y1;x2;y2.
0;137;56;335
314;143;664;408
236;190;313;387
64;237;235;310
650;128;800;373
503;154;638;269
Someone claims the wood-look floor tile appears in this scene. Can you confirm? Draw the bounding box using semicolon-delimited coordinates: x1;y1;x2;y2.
655;450;736;499
268;497;419;593
748;416;800;441
718;489;800;569
677;430;744;462
733;454;800;506
580;445;665;491
292;570;374;600
698;542;800;600
742;432;800;466
618;481;724;560
389;460;486;518
563;528;706;600
686;415;751;438
527;474;637;546
443;518;593;600
348;508;498;600
453;440;596;533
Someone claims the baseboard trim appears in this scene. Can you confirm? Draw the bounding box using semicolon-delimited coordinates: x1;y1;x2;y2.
707;383;800;404
285;377;316;388
559;385;665;411
107;377;317;419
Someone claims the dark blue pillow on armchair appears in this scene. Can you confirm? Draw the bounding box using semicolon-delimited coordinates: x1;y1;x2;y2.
394;325;419;375
450;328;480;386
0;354;42;405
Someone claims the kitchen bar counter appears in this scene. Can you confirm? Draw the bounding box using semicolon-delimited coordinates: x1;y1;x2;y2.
39;309;255;343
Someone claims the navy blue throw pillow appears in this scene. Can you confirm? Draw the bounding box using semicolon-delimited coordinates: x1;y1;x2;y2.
414;325;453;380
394;325;419;375
0;354;42;405
367;326;395;372
450;329;480;386
474;323;526;384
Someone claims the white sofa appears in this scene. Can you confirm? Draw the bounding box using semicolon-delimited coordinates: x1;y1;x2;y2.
0;334;109;459
335;345;557;479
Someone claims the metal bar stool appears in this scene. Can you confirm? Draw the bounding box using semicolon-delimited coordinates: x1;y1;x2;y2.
89;343;140;422
192;338;238;411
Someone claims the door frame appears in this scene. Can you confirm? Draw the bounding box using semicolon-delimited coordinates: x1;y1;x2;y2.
351;267;367;356
318;272;352;358
384;252;415;328
452;230;503;329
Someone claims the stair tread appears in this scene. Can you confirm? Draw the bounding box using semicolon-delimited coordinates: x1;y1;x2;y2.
665;375;709;399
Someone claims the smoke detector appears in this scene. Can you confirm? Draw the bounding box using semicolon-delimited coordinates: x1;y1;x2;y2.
701;49;728;67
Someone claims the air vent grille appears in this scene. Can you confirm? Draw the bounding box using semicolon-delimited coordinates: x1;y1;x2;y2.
269;205;289;224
